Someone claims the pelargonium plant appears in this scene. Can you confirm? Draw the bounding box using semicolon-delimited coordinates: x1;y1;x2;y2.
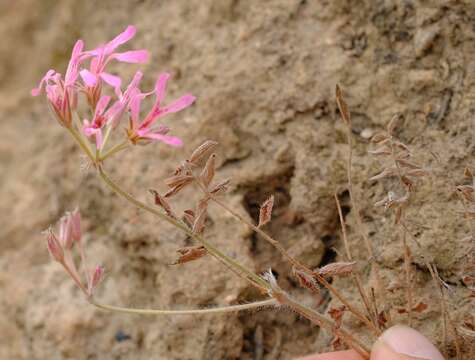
33;25;419;359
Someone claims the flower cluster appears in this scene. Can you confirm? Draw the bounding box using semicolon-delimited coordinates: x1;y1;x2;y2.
45;209;103;297
32;25;195;154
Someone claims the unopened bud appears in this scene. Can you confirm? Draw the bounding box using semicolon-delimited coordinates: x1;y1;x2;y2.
88;265;105;296
70;208;82;243
45;229;64;262
58;216;73;249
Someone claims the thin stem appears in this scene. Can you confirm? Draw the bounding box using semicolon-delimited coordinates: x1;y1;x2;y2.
314;271;381;337
90;298;276;315
209;194;305;270
99;140;129;162
402;231;413;326
97;167;269;291
205;182;379;337
344;119;381;327
67;127;96;164
271;286;370;359
334;194;382;336
99;124;113;155
61;259;88;296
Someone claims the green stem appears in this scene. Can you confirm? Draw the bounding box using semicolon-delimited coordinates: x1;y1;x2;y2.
100;125;113;155
99;141;129;162
67;127;96;163
91;298;276;315
97;167;269;290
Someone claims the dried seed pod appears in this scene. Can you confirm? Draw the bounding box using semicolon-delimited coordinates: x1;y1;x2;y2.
328;305;346;327
292;267;320;293
164;183;188;198
183;209;195;228
335;84;350;125
189;140;218;164
315;261;356;278
456;185;475;202
172;246;207;265
387;114;402;136
200;154;216;188
258;195;274;228
165;174;194;188
406;168;430;177
192;200;209;234
209;178;231;195
393;141;410;152
368;146;392;156
396;159;422;170
371;132;389;144
401;176;414;190
369;166;398;181
149;189;177;219
412;301;428;313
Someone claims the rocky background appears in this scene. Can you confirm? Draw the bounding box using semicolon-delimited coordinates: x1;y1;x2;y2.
0;0;473;359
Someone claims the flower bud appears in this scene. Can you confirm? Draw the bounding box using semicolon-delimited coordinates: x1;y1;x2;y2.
70;208;82;243
45;229;64;262
88;265;105;296
59;215;74;249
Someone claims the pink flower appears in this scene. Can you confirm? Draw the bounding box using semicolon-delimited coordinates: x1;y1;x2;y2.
106;71;143;128
31;40;86;126
127;73;195;146
79;25;149;105
82;95;111;149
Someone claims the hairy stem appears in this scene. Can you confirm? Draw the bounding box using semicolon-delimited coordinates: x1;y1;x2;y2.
270;285;370;359
205;183;379;337
90;298;277;315
334;194;383;336
97;167;269;291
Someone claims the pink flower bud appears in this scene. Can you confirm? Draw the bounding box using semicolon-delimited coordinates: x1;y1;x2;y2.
59;215;74;250
46;229;64;262
88;265;105;296
70;208;82;243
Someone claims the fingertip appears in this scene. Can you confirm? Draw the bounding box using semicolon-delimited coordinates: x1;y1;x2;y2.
372;325;445;360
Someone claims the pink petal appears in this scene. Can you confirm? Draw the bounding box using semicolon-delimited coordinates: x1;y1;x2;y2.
154;73;170;108
161;94;196;115
31;69;56;96
113;50;149;63
100;72;122;88
64;40;85;86
129;95;142;126
105;100;126;127
141;132;183;147
95;95;111;117
94;130;103;149
106;25;136;53
80;69;97;87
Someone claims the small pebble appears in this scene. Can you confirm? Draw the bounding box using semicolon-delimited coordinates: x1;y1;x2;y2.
360;128;374;139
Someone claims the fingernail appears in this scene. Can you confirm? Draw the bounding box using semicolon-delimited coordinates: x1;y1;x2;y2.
379;325;445;360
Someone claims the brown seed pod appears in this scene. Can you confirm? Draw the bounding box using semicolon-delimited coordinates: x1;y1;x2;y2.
189;140;218;164
315;261;356;278
258;195;274;228
172;246;207;265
